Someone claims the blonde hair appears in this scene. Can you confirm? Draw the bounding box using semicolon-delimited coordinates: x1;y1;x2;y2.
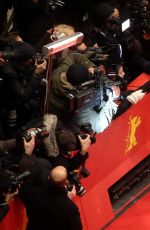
54;24;75;37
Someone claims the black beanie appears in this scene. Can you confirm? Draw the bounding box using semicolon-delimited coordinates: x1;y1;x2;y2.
12;41;35;62
66;64;89;86
90;3;114;26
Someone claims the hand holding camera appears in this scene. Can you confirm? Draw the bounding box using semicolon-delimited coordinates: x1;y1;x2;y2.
16;127;49;153
68;171;87;196
78;134;91;155
23;135;35;155
67;185;76;200
34;59;47;74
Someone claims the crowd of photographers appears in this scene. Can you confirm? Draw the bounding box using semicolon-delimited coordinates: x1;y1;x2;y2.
0;0;150;229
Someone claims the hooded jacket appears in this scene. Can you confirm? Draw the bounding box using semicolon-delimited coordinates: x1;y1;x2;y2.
48;52;95;110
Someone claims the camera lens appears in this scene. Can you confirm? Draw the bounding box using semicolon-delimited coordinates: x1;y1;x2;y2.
76;185;86;196
69;171;87;196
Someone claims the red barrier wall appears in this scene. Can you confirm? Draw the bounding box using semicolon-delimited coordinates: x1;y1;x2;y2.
0;198;27;230
74;73;150;230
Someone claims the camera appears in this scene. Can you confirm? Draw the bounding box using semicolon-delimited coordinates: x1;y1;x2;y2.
0;169;31;195
68;170;86;196
0;170;30;221
75;122;96;150
16;128;49;152
68;164;90;196
18;128;49;143
65;69;122;113
0;168;31;221
7;171;31;193
80;122;97;145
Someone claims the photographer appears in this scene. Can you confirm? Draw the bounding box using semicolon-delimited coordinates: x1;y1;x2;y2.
15;113;91;195
80;2;150;79
17;131;52;186
50;129;91;172
117;0;150;77
20;164;83;230
49;128;92;196
1;41;47;137
0;122;54;223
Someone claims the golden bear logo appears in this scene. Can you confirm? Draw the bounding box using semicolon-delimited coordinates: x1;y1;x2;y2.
125;116;141;153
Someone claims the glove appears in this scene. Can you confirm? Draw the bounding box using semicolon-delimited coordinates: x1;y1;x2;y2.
126;89;146;104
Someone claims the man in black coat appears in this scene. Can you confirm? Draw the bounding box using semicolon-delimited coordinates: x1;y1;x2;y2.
20;164;83;230
1;41;47;135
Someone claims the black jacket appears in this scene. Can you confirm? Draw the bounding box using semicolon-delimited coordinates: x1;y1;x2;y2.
1;61;42;108
18;153;52;186
49;151;89;173
20;183;83;230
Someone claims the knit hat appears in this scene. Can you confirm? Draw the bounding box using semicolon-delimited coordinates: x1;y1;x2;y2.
12;41;35;62
90;2;114;26
66;64;89;86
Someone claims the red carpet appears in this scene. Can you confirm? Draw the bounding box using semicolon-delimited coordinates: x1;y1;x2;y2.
107;191;150;230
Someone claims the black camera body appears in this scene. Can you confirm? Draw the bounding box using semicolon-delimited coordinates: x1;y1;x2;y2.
21;128;49;142
8;171;31;193
68;170;86;196
17;128;49;144
80;122;96;145
67;123;94;196
79;133;96;144
0;169;31;195
0;168;30;221
75;122;96;150
68;164;91;196
16;128;49;153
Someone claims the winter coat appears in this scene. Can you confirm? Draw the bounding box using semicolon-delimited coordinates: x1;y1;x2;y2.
20;183;83;230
